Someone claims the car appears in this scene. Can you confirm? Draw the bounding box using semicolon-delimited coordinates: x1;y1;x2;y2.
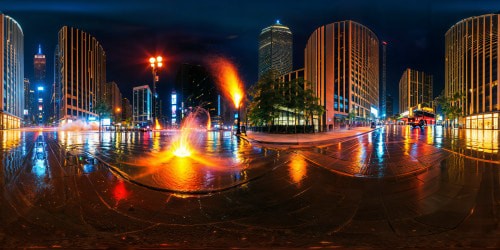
411;119;426;128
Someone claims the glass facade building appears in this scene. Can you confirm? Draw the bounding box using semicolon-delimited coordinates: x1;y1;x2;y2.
399;68;433;114
445;14;500;129
133;85;152;127
55;26;106;124
305;20;379;131
258;21;293;78
0;14;24;130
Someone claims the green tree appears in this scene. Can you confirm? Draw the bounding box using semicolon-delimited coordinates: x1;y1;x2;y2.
247;71;283;131
435;91;464;128
94;100;111;132
247;73;324;133
348;109;356;126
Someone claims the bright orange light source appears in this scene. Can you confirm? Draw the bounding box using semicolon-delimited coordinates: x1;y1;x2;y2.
173;146;191;158
157;56;163;62
155;118;162;130
149;57;156;63
158;62;163;68
208;57;244;109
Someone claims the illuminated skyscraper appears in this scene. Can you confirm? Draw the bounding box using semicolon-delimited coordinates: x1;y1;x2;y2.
34;44;46;82
445;13;500;129
0;14;24;129
305;20;379;131
34;44;47;124
55;26;106;123
258;20;293;78
133;85;152;127
399;68;433;114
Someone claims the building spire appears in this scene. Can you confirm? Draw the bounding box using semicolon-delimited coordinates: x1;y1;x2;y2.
38;44;42;55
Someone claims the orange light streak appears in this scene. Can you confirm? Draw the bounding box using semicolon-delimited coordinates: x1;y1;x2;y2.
208;57;244;108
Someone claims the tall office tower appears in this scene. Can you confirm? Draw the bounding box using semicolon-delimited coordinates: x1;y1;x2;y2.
258;20;293;78
305;20;379;131
0;14;24;130
33;45;47;124
105;81;123;121
55;26;106;124
445;14;500;129
174;63;220;126
133;85;152;127
386;94;394;117
398;68;433;114
122;97;132;122
380;41;387;119
53;44;62;125
23;78;31;126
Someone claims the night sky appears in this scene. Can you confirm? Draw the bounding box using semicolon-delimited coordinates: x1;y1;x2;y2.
2;0;500;112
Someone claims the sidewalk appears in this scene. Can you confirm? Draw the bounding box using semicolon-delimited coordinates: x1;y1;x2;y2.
241;127;374;146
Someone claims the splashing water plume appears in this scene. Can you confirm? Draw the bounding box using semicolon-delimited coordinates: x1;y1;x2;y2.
170;107;211;158
155;118;161;130
208;57;244;108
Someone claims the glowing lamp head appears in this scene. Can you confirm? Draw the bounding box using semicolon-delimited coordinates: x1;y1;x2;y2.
234;93;242;108
156;56;163;62
158;62;163;68
149;57;156;64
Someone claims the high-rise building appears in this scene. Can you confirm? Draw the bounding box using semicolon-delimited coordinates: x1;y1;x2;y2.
34;44;46;82
0;14;24;130
305;20;379;131
55;26;106;124
105;81;123;122
133;85;152;127
398;68;433;114
386;94;394;117
34;45;47;125
445;14;500;129
23;78;32;125
258;20;293;78
380;41;387;119
174;63;221;127
53;44;61;125
122;97;132;123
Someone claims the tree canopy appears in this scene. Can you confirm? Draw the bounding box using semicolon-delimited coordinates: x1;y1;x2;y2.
247;71;324;133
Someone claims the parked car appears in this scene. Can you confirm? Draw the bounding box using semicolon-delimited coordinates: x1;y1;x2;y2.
411;119;426;128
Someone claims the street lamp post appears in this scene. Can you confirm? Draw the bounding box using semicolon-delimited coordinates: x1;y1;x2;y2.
149;56;163;127
236;104;241;135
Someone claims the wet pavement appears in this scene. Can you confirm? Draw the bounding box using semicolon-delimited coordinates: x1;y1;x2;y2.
0;126;499;248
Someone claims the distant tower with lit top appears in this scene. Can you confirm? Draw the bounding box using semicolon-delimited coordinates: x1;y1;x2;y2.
34;44;46;83
34;44;47;124
258;20;293;78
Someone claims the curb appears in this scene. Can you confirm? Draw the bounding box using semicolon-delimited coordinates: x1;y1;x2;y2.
239;128;376;146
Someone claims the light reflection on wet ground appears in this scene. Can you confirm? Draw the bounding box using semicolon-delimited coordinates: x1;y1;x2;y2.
0;127;498;248
55;130;282;193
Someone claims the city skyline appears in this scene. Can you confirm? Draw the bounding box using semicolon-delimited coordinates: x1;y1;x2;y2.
2;0;500;113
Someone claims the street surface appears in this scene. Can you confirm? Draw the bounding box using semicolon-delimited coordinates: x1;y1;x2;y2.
0;125;499;248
